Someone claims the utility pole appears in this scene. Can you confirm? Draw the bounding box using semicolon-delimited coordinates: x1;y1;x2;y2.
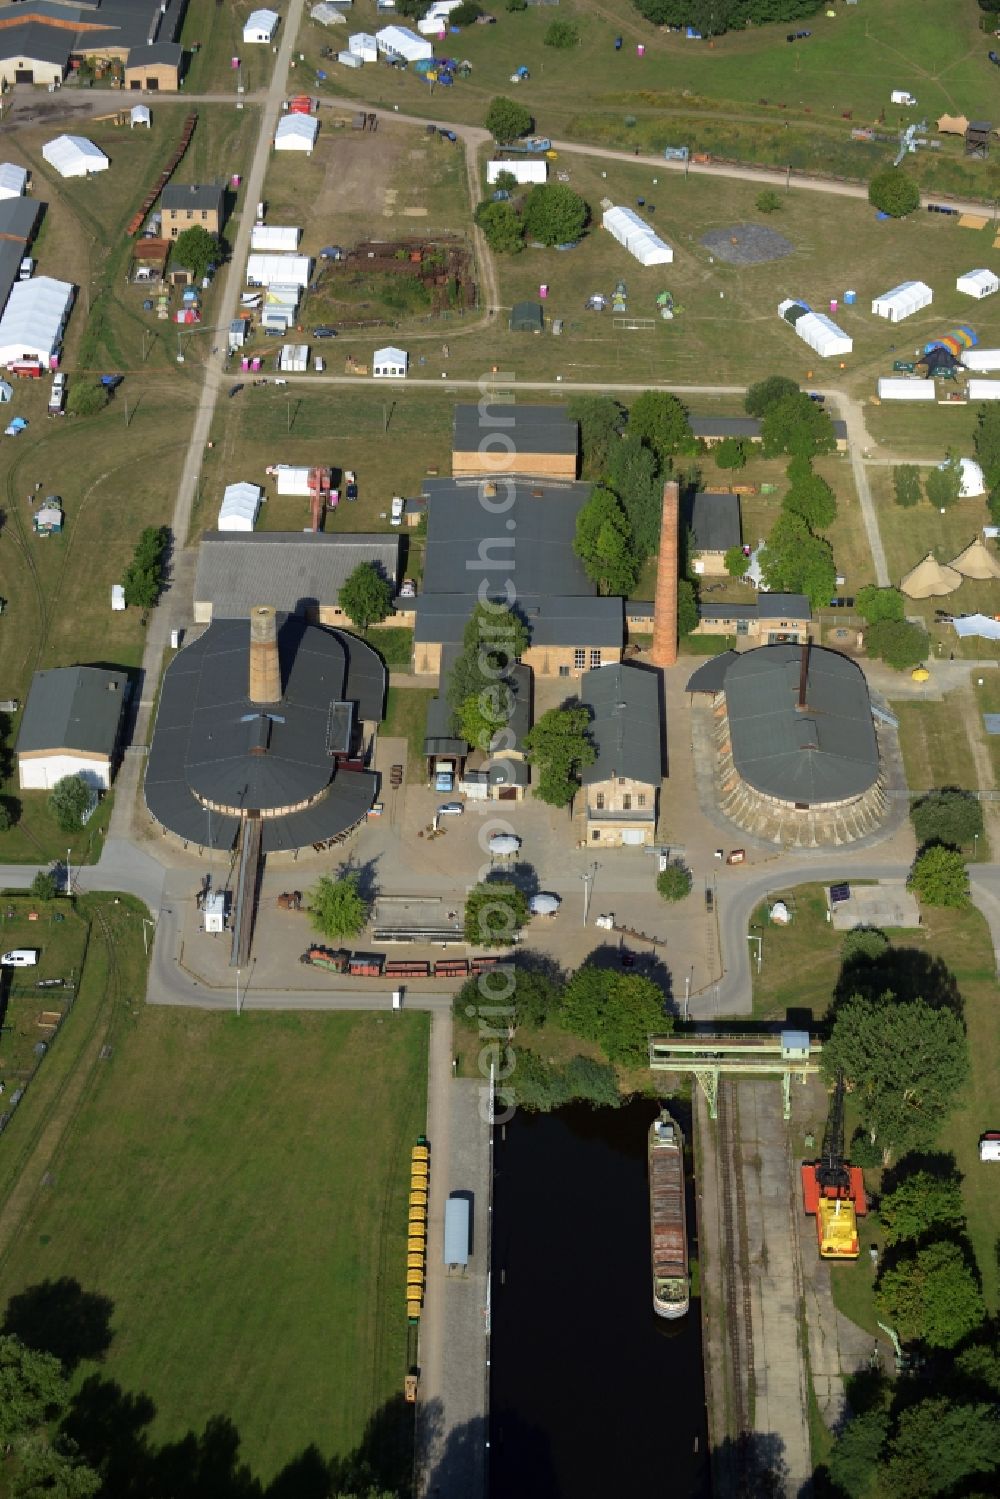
236;966;241;1015
684;973;690;1023
65;847;71;896
747;933;762;976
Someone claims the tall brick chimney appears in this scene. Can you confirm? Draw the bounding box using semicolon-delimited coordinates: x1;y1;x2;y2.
651;481;679;669
248;606;281;704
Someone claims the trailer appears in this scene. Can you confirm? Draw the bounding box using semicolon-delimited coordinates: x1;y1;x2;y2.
348;952;385;976
435;958;470;978
385;959;431;978
444;1194;471;1269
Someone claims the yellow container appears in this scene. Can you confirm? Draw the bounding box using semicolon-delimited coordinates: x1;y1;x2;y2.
407;1300;422;1318
409;1190;428;1208
406;1269;424;1287
408;1206;427;1225
407;1252;424;1269
410;1168;429;1186
408;1234;426;1252
411;1145;430;1162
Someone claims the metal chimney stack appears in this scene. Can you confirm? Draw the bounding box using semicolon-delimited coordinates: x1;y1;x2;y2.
651;481;680;669
248;606;280;704
797;639;811;711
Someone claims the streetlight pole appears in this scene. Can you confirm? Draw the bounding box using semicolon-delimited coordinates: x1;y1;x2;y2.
684;973;690;1024
236;967;241;1015
66;847;71;897
747;934;762;975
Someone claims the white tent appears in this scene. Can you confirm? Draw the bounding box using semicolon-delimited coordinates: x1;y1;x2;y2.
348;31;378;58
42;135;108;179
968;379;1000;401
957;269;999;299
278;343;309;371
953;613;1000;641
962;349;1000;372
948;457;986;498
274;114;319;153
419;0;461;32
243;8;279;42
871;280;932;322
0;276;73;366
129;105;151;129
217;482;262;532
251;224;301;252
778;300;852;358
311;1;347;22
246;254;311;287
111;584;126;611
375;24;433;61
373;345;407;377
487;158;546;186
0;162;27;199
602;205;674;265
877;377;935;401
0;379;11;402
270;465;313;496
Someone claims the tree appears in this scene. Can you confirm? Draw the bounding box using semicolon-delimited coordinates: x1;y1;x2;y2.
573;486;638;594
865;618;929;671
911;788;984;850
677;577;699;637
9;1441;101;1499
628;391;695;462
823;994;968;1159
446;603;530;722
724;545;750;579
456;681;517;754
893;465;922;508
756;189;782;213
307;872;369;941
908;844;970;909
464;882;529;947
880;1397;999;1499
829;1406;890;1499
544;17;579;45
484;95;532;143
122;524;169;610
745;374;799;418
474;199;524;254
868;168;920;219
505;0;528;11
924;458;962;510
656;863;692;901
30;871;57;901
973;402;1000;488
783;462;837;529
559;965;669;1066
841;927;889;965
523;705;596;807
521;183;589;246
760;391;836;458
339;562;394;631
449;0;482;21
856;584;903;625
758;511;836;608
567;395;624;479
66;380;108;418
172;226;221;282
0;800;13;833
714;436;748;470
879;1168;965;1246
606;434;662;559
47;776;91;834
876;1240;985;1348
0;1337;67;1452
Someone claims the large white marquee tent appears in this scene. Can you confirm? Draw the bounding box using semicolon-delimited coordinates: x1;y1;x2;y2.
246;253;312;287
963;348;1000;372
0;276;73;366
42;135;108;179
244;8;279;42
871;280;932;322
217;482;262;532
956;269;999;300
778;300;852;358
602;205;674;266
375;25;433;61
877;377;935;401
251;224;301;252
487;159;546;186
274;115;319;153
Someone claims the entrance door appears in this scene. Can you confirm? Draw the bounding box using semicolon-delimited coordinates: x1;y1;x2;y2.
15;69;33;83
147;76;159;90
621;829;646;846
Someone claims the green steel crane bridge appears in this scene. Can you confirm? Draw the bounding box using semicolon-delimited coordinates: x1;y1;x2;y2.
649;1030;822;1119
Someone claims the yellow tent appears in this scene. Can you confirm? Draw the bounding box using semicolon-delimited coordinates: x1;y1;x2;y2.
949;538;1000;581
900;552;962;598
937;114;969;135
911;666;930;682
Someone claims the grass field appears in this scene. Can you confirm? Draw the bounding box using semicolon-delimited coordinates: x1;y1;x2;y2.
297;0;1000;196
0;897;90;1080
0;1006;429;1488
749;885;1000;1317
890;698;980;798
179;0;278;95
383;687;434;778
973;668;1000;783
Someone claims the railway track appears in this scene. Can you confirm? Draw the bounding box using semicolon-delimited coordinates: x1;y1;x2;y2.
716;1081;755;1467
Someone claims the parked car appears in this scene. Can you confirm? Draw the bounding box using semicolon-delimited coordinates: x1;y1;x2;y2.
228;383;244;398
48;371;66;415
312;325;337;338
437;802;464;816
345;470;358;501
807;391;825;403
18;256;33;281
399;577;416;598
990;50;1000;66
390;495;404;525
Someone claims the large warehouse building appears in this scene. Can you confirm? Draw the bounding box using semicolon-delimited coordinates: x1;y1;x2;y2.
689;642;886;845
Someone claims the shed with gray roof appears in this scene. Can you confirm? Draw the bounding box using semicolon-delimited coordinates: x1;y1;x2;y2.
193;531;400;624
17;665;127;790
580;662;661;846
684;491;741;572
452;401;577;479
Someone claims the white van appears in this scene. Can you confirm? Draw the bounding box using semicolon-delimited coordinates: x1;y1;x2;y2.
1;949;39;967
390;494;404;525
980;1133;1000;1162
890;90;917;107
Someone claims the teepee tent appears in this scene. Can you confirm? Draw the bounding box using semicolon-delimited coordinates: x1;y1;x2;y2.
949;537;1000;580
900;553;962;598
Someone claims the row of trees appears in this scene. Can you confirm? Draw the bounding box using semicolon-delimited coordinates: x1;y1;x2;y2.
851;582;929;671
475;181;590;254
973;402;1000;524
630;0;822;37
122;525;170;610
892;458;964;511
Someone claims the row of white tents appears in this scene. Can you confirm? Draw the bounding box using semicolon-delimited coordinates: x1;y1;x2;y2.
871;271;1000;324
602;205;673;266
778;299;852;358
343;25;432;63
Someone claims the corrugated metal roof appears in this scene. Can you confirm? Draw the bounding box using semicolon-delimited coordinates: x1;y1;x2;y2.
581;662;661;787
724;644;878;805
18;666;125;756
452;402;577;456
194;531;400;616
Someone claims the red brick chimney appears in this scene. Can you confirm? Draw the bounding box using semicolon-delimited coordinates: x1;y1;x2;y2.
651;480;679;669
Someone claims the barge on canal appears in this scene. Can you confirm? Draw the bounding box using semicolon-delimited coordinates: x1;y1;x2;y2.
649;1109;690;1320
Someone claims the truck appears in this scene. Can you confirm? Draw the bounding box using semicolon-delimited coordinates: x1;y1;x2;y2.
48;372;66;415
890;90;917;107
499;135;551;153
662;145;689;161
434;758;455;793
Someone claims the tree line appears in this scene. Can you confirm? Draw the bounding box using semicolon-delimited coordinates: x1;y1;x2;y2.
630;0;822;36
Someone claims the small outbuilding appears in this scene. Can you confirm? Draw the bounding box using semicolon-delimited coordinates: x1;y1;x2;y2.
0;163;28;200
129;104;152;128
957;268;999;300
373;345;407;378
17;665;127;791
274;114;319;153
510;301;543;333
871;280;932;323
217;482;263;532
125;42;183;92
42;135;108;180
349;31;378;59
244;8;280;43
684;491;741;576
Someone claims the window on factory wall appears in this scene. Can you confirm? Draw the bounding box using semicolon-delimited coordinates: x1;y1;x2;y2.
590;649;601;667
595;792;604;809
637;793;646;808
574;649;586;670
622;795;631;810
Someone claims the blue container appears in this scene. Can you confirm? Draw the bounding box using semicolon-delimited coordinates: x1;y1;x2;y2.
844;289;856;305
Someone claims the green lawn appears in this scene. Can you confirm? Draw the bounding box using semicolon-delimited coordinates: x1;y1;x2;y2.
383;687;434;780
891;699;980;799
749;883;853;1024
0;1006;429;1488
0;897;90;1080
973;669;1000;784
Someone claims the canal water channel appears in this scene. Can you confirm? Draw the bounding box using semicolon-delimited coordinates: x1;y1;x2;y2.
490;1097;710;1499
